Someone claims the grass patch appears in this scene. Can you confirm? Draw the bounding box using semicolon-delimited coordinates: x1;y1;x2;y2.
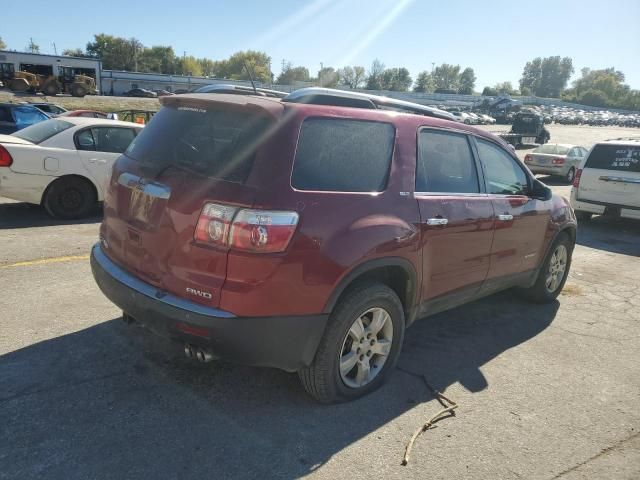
0;90;160;113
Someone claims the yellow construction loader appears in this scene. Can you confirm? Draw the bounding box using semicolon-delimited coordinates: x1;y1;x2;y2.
9;67;97;97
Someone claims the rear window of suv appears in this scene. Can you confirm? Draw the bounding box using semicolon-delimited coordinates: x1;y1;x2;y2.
291;118;395;192
585;144;640;172
125;105;271;183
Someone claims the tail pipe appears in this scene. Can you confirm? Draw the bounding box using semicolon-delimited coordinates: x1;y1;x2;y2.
184;344;216;363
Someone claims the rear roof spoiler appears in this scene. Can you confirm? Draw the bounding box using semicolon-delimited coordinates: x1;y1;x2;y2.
282;87;455;121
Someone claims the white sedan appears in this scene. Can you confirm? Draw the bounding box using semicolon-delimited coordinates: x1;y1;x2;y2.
0;117;143;218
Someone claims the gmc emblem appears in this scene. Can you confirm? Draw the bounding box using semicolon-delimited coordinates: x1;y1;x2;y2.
186;287;213;299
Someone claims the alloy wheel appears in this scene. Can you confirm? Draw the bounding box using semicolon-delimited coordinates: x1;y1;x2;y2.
546;245;568;293
339;307;393;388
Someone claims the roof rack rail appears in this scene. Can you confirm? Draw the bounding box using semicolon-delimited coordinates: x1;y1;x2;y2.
604;136;640;142
282;87;455;121
192;83;287;98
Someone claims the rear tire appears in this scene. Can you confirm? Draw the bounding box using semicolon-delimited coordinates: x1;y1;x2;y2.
575;210;592;221
519;232;573;304
43;176;96;219
71;84;87;97
43;81;59;96
298;282;405;403
565;167;576;184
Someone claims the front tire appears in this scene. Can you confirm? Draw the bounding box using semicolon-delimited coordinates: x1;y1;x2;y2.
43;177;96;219
519;232;573;303
299;282;405;403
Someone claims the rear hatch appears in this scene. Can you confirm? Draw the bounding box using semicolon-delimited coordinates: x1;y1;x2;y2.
577;143;640;208
100;94;283;308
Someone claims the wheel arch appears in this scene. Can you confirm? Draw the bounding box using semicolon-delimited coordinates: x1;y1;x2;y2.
323;257;418;323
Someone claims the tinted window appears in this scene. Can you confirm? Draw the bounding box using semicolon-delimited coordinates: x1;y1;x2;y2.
0;106;13;122
12;119;73;144
92;127;136;153
417;130;479;193
477;139;529;195
76;129;95;150
585;144;640;172
125;105;271;183
292;118;394;192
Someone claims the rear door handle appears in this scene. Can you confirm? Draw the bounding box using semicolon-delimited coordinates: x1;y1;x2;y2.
497;214;513;221
426;218;448;226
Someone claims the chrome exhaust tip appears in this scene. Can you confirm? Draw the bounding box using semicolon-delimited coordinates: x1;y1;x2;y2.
184;344;195;359
195;348;214;363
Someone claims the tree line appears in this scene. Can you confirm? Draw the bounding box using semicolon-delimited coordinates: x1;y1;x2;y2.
2;34;638;110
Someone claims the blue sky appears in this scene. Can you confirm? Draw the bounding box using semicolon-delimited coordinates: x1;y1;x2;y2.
3;0;640;89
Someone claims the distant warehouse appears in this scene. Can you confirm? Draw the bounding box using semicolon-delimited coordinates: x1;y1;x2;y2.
0;50;101;89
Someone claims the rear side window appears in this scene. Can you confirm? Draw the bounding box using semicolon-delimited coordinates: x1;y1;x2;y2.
76;127;137;153
125;105;271;183
12;119;73;144
417;129;479;193
292;118;394;192
585;144;640;172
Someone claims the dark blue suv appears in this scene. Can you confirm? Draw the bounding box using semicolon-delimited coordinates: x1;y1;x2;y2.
0;103;50;134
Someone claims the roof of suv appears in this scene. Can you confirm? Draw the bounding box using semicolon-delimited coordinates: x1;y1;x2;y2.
161;93;512;148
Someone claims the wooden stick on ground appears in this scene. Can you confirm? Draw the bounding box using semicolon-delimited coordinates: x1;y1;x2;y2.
401;378;459;466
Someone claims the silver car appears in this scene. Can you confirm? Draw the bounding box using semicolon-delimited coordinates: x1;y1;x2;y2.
524;143;589;183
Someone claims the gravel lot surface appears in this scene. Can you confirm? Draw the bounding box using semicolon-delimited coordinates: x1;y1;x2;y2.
0;123;638;479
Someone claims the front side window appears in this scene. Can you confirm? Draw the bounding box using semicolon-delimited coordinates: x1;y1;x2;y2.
291;118;395;192
92;127;136;153
416;129;479;193
477;138;529;195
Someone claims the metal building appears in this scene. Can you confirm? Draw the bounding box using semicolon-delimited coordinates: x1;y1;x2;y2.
0;50;102;88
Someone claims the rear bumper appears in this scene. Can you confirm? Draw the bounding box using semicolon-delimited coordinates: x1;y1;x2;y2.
570;191;640;220
527;164;567;176
90;244;328;372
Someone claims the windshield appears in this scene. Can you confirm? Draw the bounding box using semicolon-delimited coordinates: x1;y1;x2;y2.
125;105;272;183
12;119;74;144
534;145;570;155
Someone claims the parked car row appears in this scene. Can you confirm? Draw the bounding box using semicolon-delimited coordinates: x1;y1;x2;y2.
447;109;496;125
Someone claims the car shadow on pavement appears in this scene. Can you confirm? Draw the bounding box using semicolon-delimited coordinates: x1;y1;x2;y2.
0;201;102;229
0;292;558;479
576;216;640;256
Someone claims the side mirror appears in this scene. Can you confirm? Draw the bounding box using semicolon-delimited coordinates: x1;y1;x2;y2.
530;179;552;201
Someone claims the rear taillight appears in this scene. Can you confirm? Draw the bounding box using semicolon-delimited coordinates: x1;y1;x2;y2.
229;209;299;253
552;157;565;165
0;145;13;167
194;203;237;246
524;154;532;163
573;168;583;188
195;203;299;253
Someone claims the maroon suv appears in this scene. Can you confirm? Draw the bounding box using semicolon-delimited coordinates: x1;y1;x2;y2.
91;92;576;403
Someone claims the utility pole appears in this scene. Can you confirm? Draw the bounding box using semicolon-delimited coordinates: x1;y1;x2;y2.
431;62;435;72
52;42;57;55
319;62;323;87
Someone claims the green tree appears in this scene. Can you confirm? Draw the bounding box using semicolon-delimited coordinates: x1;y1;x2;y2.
520;86;532;96
86;34;143;71
562;67;638;109
482;86;499;96
379;67;412;91
432;64;461;91
338;66;366;89
458;67;476;94
139;46;176;74
62;48;88;57
318;66;338;87
494;81;516;95
276;63;310;85
213;50;271;83
0;37;7;50
519;56;573;97
413;71;434;93
365;59;385;90
177;56;202;76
